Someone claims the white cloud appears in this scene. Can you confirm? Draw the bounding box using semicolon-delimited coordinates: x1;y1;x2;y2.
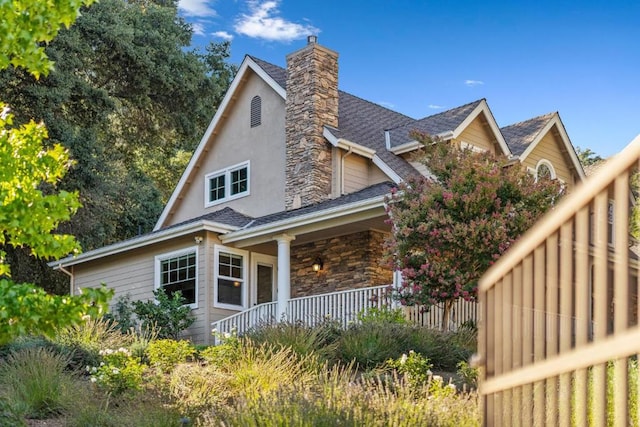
178;0;217;18
213;31;234;41
464;79;484;87
191;22;206;36
234;0;318;42
428;104;444;109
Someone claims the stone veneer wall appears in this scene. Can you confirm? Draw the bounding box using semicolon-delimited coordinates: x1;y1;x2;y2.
285;37;338;210
290;230;393;297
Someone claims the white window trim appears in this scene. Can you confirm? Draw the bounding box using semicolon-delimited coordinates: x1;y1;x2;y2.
534;159;557;181
460;141;487;153
213;244;249;310
204;161;251;208
154;246;199;309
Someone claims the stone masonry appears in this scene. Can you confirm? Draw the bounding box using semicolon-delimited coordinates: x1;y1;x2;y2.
285;36;338;210
289;230;393;297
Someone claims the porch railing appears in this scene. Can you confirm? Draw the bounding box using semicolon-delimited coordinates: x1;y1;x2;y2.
211;284;479;339
478;135;640;426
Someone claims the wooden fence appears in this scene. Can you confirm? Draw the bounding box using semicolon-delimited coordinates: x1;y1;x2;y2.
478;135;640;426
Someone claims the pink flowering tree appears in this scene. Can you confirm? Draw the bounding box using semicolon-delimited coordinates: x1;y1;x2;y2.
384;133;563;330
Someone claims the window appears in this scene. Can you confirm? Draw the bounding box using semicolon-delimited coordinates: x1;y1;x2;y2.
250;95;261;127
155;247;198;307
205;161;250;207
535;159;556;181
214;245;247;309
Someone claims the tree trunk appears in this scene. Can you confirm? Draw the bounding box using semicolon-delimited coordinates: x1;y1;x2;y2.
441;300;454;332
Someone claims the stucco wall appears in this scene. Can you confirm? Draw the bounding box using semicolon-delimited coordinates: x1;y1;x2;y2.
167;70;286;225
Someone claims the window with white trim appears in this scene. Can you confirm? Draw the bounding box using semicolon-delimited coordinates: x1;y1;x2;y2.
535;159;556;181
214;245;248;310
155;247;198;307
205;161;250;207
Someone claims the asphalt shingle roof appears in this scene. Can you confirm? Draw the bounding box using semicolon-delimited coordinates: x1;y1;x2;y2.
501;113;555;156
386;100;484;149
167;207;254;230
244;181;395;229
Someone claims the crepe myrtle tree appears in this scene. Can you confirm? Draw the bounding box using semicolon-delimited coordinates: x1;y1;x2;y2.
0;0;112;344
384;133;563;330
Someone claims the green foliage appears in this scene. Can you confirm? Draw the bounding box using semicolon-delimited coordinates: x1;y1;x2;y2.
0;396;26;427
576;146;604;167
338;323;412;370
53;315;132;370
244;321;340;366
456;360;479;389
103;294;136;333
0;0;94;77
356;306;407;325
200;330;242;368
146;339;195;373
0;281;113;345
385;136;562;327
133;288;195;339
386;350;433;391
0;105;81;276
87;347;145;396
0;347;75;419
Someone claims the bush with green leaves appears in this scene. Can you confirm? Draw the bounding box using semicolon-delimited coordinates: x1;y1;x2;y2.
387;350;433;391
87;347;145;396
146;339;195;373
356;306;407;325
337;323;412;370
200;330;242;368
133;289;195;339
456;360;479;389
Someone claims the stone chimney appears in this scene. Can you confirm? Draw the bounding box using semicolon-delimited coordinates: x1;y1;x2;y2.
285;36;338;210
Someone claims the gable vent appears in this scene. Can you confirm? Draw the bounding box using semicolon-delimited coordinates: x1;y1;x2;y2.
250;95;261;127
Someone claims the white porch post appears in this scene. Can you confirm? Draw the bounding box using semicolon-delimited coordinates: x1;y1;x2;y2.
275;233;295;320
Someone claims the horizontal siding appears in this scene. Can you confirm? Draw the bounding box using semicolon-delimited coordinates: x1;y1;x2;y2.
73;234;216;344
343;155;368;193
368;163;389;185
456;116;497;154
522;128;574;188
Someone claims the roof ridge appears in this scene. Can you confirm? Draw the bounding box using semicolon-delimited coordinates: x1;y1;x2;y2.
417;98;485;121
501;111;556;129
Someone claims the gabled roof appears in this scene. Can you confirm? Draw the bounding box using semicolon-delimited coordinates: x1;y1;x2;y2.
385;99;511;157
501;112;585;179
154;56;285;231
501;113;556;156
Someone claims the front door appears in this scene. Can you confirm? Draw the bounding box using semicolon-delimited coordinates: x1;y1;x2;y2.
251;253;277;305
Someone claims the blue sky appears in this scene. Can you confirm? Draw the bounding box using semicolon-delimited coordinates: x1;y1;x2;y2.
178;0;639;158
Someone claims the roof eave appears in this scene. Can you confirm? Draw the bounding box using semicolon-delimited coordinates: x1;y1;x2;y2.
50;220;238;269
220;195;387;246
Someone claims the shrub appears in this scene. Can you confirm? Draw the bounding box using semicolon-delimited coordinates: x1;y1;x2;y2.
337;323;412;370
407;326;475;371
227;341;317;402
168;363;232;416
244;321;339;366
0;347;76;419
54;316;133;371
133;289;195;339
200;330;241;368
146;339;195;373
457;360;479;389
357;306;407;325
103;294;137;334
87;347;145;396
387;350;433;390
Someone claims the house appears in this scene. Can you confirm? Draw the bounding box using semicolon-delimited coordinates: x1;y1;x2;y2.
51;37;585;343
